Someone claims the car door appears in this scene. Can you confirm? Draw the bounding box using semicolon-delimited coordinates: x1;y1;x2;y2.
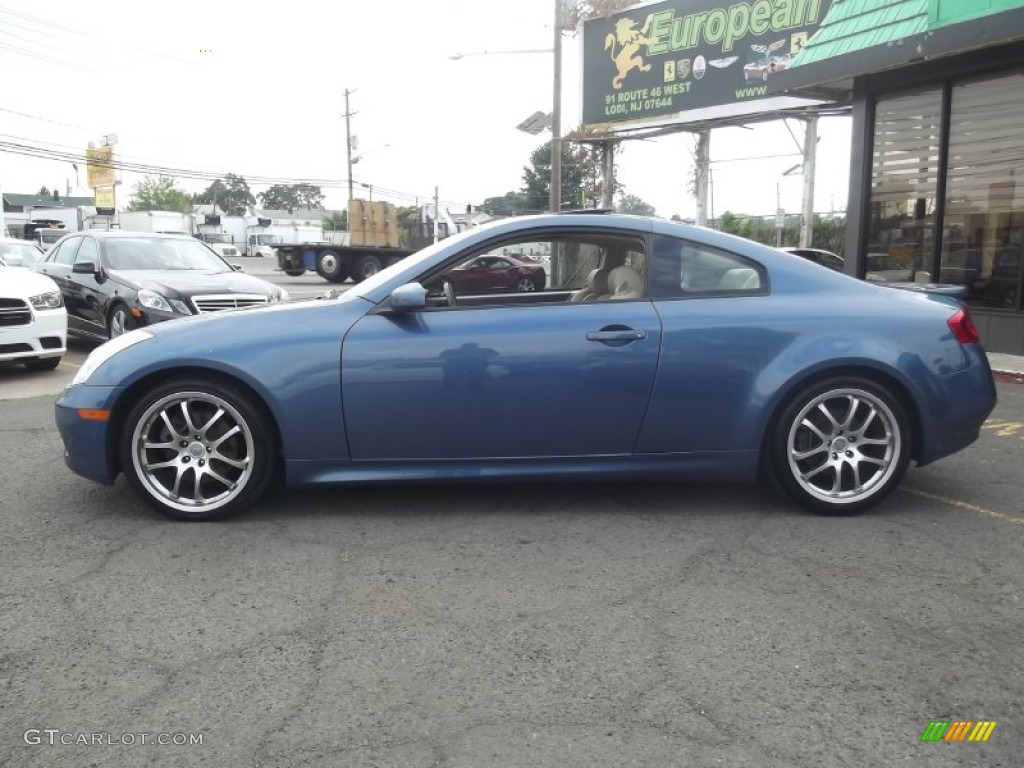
38;237;84;332
341;230;662;461
67;236;107;335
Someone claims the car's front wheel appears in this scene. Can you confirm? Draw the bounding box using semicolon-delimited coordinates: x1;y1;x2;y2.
119;378;277;521
769;377;911;515
24;357;60;372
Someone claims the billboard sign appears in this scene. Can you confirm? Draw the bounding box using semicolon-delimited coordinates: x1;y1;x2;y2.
93;186;115;209
582;0;834;129
86;146;115;188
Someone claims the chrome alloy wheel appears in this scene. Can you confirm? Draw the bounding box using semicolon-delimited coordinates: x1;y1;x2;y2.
516;277;536;292
110;307;128;338
130;391;255;513
786;387;901;506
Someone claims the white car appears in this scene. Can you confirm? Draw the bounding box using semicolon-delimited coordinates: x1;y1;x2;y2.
0;259;67;371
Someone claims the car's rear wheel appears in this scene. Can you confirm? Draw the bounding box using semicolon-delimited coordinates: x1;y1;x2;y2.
24;357;61;371
283;268;305;277
119;378;276;521
769;377;911;515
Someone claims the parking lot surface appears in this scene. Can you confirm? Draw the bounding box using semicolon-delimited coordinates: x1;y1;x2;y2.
1;369;1021;766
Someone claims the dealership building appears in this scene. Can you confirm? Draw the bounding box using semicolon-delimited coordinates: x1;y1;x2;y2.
773;0;1024;354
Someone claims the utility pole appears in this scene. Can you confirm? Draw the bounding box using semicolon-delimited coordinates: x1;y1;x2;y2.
800;114;818;248
694;130;710;226
344;88;356;204
433;186;440;244
549;0;563;212
601;140;616;208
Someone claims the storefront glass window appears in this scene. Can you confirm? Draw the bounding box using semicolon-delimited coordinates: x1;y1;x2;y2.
867;89;943;283
942;69;1024;310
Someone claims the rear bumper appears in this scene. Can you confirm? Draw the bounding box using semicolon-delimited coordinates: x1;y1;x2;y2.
54;384;122;485
913;345;998;466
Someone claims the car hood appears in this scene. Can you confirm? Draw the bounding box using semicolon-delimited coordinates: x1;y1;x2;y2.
1;266;60;298
108;269;275;297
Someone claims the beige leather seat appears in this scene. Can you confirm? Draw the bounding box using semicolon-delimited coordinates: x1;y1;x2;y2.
717;267;760;291
605;266;644;300
569;268;611;302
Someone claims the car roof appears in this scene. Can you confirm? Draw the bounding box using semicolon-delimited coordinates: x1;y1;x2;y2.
61;230;197;239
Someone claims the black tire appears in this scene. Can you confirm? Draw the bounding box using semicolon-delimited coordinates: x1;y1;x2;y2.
284;269;305;277
24;357;61;371
353;254;383;283
315;251;348;283
118;377;277;522
107;303;133;339
768;376;912;516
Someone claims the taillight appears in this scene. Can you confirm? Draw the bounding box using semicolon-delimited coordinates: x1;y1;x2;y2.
947;305;980;344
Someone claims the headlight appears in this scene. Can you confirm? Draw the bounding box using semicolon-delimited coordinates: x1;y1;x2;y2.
138;289;173;313
29;290;63;310
71;329;153;386
169;299;192;315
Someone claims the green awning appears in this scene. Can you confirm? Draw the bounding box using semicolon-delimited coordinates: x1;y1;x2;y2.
789;0;930;68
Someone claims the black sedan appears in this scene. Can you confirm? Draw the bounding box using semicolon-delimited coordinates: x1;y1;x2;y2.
34;231;288;340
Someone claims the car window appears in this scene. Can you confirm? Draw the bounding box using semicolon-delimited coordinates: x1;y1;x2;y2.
73;237;99;266
422;233;647;307
650;235;766;298
102;237;230;271
0;242;43;266
49;238;80;266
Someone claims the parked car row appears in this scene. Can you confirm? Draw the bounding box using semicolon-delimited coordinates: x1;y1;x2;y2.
1;238;67;371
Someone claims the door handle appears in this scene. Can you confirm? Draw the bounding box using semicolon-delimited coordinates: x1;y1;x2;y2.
586;327;647;344
586;330;646;341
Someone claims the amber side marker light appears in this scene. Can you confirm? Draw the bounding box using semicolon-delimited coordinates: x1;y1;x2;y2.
947;306;980;344
77;409;111;421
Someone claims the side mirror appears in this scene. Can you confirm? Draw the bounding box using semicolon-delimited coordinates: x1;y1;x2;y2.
73;261;97;274
389;282;428;311
230;263;243;271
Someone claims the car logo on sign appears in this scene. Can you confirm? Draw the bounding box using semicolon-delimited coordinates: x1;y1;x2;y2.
693;55;706;80
676;59;691;79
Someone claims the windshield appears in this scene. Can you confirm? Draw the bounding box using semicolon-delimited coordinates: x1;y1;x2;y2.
257;234;282;245
103;237;231;271
0;242;44;266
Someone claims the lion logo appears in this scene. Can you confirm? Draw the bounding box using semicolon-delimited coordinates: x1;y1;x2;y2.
604;16;654;90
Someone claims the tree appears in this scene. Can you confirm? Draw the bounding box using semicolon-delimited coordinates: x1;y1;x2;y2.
125;176;193;213
258;183;325;213
322;210;348;231
521;141;601;211
196;173;255;214
616;193;656;217
37;186;50;196
480;191;531;215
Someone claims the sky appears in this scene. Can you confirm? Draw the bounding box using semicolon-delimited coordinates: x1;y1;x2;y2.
0;0;852;220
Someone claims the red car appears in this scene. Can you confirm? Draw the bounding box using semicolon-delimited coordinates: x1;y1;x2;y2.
446;254;546;294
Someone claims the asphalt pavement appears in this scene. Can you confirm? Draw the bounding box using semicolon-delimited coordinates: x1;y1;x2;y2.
1;372;1022;767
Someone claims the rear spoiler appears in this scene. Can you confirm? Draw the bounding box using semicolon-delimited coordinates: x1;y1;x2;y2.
873;281;968;302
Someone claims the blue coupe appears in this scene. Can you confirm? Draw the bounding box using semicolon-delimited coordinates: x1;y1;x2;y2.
55;213;997;521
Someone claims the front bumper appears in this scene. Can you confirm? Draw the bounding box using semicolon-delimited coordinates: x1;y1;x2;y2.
0;308;66;362
54;384;123;485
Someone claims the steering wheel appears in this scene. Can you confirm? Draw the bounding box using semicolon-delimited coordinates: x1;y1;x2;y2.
443;278;458;308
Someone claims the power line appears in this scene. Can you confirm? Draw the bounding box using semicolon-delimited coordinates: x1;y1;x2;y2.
0;137;479;209
0;106;89;130
0;4;201;67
